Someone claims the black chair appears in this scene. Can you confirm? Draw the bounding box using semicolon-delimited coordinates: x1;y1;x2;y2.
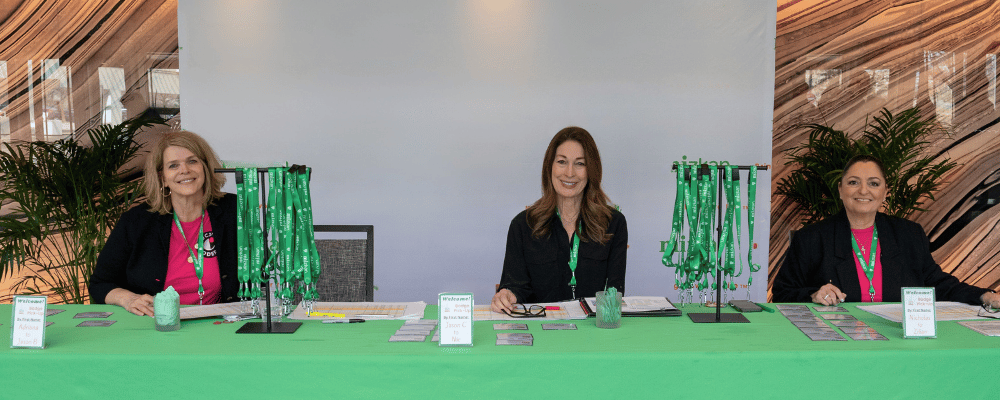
310;225;374;302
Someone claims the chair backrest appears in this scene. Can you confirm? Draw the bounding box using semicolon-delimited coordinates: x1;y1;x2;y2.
311;225;374;302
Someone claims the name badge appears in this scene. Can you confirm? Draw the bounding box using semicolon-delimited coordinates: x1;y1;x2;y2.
438;293;474;347
902;287;936;339
11;296;47;349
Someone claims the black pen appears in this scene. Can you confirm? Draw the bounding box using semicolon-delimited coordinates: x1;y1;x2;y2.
322;318;365;323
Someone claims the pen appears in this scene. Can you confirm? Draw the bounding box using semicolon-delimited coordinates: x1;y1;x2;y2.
755;303;775;313
322;318;365;323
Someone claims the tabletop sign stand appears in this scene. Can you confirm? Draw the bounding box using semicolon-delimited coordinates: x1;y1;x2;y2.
11;295;47;349
218;167;302;334
439;293;474;346
902;287;936;338
671;164;766;324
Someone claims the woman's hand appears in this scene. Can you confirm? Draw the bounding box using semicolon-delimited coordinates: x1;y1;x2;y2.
810;283;846;306
107;288;155;317
491;289;517;313
982;292;1000;309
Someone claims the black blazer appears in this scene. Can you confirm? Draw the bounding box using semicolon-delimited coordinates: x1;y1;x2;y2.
89;193;239;304
773;211;988;305
499;208;628;303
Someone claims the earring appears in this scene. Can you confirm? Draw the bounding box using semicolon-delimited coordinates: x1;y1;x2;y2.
161;186;171;197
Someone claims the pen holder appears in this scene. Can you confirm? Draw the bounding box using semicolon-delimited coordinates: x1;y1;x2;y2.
154;286;181;332
595;290;622;329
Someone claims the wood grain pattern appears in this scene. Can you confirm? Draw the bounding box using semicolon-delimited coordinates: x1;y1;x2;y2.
772;0;1000;299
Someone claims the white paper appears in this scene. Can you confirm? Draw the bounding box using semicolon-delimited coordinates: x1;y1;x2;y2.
11;296;47;349
857;301;981;323
472;300;590;321
439;293;474;346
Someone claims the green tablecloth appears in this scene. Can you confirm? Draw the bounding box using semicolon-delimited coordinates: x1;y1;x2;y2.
2;303;997;398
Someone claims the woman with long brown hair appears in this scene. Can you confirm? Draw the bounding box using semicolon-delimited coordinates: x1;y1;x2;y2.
491;127;628;313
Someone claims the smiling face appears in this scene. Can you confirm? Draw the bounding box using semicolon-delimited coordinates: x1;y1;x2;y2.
551;140;588;202
838;161;887;222
161;145;206;203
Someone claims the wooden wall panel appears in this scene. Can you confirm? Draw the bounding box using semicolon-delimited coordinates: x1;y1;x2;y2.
772;0;1000;299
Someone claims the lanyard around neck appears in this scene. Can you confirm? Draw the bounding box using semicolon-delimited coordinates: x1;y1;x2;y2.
850;225;879;302
557;209;582;299
173;210;206;305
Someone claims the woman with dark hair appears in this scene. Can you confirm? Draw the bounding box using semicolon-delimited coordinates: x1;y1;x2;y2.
89;131;239;316
773;155;1000;307
491;127;628;313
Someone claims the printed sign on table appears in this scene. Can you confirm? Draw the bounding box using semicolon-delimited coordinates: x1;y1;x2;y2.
11;296;47;349
902;287;936;339
439;293;474;347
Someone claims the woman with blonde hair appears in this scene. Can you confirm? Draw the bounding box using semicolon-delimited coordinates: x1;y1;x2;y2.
90;131;239;316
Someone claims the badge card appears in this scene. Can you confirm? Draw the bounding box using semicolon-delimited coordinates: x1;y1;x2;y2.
11;296;47;349
438;293;474;347
902;287;936;339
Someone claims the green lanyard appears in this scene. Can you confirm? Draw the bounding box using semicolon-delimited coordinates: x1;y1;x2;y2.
663;165;688;288
557;209;582;299
746;165;760;287
173;211;206;305
850;225;879;302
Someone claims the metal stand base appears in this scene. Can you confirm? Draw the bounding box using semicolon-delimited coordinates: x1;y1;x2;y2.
235;321;302;334
687;313;750;323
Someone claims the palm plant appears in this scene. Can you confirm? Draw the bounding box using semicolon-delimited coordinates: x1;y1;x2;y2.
775;108;957;225
0;113;164;303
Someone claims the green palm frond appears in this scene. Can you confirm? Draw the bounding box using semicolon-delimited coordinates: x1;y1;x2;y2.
0;113;164;303
776;108;957;224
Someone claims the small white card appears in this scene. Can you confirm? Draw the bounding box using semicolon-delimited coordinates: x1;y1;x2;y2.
11;296;47;349
438;293;474;347
902;287;936;339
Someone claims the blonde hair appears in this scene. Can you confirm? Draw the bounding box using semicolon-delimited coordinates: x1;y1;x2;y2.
143;130;226;214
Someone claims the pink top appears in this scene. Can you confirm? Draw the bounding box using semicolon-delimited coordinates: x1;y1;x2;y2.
165;213;221;305
850;226;883;302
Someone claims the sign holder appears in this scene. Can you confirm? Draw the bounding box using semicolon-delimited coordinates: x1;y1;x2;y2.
902;287;936;338
11;295;47;349
438;293;474;346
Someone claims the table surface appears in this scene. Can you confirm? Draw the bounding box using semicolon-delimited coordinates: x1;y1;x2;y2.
3;302;998;398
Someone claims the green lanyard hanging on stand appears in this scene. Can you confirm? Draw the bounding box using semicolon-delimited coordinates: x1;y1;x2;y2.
663;164;689;289
746;165;761;295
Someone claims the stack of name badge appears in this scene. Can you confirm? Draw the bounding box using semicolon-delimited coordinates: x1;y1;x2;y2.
817;307;887;341
776;304;888;341
775;304;844;341
494;323;533;346
389;319;439;342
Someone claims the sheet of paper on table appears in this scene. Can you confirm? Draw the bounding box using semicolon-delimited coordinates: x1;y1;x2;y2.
857;301;987;323
472;300;589;321
179;301;260;320
583;296;680;316
286;301;427;320
957;320;1000;336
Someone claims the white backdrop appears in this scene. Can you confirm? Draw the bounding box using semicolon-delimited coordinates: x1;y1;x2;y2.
178;0;777;303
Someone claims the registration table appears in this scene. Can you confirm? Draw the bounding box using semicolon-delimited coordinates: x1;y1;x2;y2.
3;303;998;398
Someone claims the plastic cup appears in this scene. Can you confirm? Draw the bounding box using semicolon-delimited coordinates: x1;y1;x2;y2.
595;290;622;329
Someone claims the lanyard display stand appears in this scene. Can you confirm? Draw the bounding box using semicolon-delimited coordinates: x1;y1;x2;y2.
670;163;767;324
217;167;303;334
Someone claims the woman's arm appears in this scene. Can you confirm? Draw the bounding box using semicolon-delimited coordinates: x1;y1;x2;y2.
497;215;531;307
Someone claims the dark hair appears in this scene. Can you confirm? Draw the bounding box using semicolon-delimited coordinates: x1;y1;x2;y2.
144;130;226;214
840;154;887;185
527;126;614;244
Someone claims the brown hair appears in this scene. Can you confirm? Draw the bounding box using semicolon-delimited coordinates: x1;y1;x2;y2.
839;154;887;185
527;126;614;244
143;130;226;214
